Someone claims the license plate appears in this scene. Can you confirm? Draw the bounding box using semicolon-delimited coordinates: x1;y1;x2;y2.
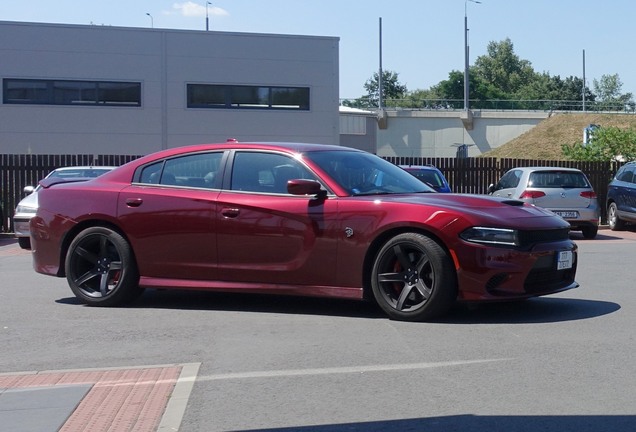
557;251;573;270
554;211;579;219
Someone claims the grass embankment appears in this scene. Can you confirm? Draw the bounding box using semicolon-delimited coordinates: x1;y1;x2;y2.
482;113;636;160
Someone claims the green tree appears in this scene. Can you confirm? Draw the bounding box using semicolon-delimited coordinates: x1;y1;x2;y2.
363;70;408;107
593;74;634;110
473;38;536;95
562;126;636;161
516;74;594;110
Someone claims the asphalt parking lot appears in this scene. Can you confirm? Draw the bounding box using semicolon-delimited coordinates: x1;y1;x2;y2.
1;228;636;432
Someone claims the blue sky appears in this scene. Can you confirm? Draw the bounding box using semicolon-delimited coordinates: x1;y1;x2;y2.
3;0;635;100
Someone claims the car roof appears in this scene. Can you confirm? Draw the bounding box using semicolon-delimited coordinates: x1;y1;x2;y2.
127;142;362;167
513;166;584;173
399;165;441;171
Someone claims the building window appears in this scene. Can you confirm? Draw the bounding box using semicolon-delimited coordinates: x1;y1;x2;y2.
3;79;141;106
187;84;309;110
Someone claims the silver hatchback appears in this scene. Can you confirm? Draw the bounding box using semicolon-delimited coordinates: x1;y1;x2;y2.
489;167;600;239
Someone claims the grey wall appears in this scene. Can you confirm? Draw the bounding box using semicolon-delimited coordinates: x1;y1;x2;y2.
0;21;339;155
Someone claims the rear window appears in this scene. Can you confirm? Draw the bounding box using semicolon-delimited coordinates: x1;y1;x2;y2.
528;171;590;188
410;170;444;188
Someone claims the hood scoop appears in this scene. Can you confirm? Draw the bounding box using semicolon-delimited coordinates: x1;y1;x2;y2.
501;199;525;207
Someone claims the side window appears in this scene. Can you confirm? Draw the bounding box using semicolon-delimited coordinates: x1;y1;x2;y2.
138;152;223;188
617;166;635;183
231;152;317;193
140;162;163;184
497;170;521;190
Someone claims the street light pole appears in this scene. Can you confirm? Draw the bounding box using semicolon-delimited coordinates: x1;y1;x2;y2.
206;2;211;31
464;0;481;111
146;13;154;28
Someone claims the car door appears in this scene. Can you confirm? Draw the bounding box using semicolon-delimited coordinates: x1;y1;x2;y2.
117;151;224;280
216;150;339;287
613;165;636;220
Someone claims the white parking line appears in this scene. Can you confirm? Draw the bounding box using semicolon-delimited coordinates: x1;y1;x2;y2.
196;358;513;382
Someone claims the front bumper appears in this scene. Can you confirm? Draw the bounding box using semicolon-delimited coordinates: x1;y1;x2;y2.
454;239;578;301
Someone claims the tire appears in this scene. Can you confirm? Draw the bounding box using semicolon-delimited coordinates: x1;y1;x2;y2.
18;237;31;249
371;232;457;321
607;202;625;231
581;226;598;239
65;226;142;306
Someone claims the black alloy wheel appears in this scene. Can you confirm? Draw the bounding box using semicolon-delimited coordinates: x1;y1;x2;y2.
65;226;142;306
371;232;457;321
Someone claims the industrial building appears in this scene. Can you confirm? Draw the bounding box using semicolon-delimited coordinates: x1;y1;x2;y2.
0;20;340;155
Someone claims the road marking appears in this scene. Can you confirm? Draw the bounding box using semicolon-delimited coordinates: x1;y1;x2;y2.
196;358;513;381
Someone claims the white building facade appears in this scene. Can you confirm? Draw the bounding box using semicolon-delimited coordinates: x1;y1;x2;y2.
0;21;340;155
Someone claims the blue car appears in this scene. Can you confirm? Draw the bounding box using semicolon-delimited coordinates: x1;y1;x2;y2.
400;165;452;193
607;161;636;230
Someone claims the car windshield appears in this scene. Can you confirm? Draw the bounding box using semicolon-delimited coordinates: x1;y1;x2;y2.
528;171;590;188
305;150;433;195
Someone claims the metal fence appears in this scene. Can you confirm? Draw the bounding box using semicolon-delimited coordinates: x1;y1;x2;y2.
0;154;622;233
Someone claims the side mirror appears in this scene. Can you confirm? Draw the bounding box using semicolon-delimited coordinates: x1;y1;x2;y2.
23;185;35;194
287;179;326;198
487;184;496;194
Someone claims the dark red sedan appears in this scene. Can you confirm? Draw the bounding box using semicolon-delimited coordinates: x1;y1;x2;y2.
30;142;578;321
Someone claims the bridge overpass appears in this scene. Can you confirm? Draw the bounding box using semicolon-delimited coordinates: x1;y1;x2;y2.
340;108;551;158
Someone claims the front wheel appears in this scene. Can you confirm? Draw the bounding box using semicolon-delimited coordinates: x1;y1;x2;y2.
608;202;625;231
371;233;457;321
65;226;142;306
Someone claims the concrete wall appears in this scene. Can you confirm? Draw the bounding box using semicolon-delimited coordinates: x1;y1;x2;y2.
0;21;339;155
376;110;549;158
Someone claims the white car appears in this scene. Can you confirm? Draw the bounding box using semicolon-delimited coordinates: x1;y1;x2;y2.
13;166;115;249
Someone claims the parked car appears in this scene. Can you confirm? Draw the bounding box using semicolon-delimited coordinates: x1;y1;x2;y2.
400;165;452;192
607;161;636;230
13;166;115;249
30;142;578;322
488;167;600;239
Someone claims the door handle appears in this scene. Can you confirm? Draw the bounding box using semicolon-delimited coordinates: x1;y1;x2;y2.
221;207;240;218
126;198;143;207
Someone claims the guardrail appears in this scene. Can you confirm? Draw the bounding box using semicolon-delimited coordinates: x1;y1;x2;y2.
340;98;635;113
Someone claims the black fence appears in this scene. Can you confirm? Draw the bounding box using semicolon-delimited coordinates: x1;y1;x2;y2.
0;154;142;233
0;154;622;233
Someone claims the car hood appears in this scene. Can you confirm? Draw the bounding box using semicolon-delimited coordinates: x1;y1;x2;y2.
367;193;569;228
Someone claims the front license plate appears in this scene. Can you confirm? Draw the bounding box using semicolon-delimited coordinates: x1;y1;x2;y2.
557;251;573;270
554;211;579;219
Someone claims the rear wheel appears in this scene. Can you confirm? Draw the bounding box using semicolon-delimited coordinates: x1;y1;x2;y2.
581;226;598;239
65;226;142;306
18;237;31;249
608;202;625;231
371;233;457;321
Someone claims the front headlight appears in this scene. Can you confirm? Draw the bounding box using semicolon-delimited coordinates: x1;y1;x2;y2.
460;227;519;246
16;205;37;215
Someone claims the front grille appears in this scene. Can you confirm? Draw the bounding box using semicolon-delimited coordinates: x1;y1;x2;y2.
518;228;570;248
524;253;577;293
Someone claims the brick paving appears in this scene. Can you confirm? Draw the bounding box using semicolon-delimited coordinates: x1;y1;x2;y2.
0;365;188;432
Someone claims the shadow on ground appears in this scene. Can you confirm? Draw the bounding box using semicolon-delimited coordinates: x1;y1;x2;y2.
57;289;619;324
249;414;635;432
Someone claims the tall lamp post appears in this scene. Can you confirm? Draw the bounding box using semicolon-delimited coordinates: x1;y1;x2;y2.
464;0;481;111
146;13;154;28
206;2;211;31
